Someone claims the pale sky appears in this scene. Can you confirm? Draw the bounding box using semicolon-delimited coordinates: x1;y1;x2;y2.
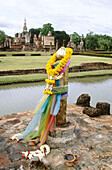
0;0;112;37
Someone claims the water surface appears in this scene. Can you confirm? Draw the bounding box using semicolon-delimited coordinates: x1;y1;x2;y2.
0;76;112;115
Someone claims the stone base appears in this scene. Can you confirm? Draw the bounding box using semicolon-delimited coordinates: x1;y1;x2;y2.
47;117;77;148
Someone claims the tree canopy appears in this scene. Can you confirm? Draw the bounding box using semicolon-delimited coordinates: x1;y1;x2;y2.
41;23;54;36
84;32;112;51
97;35;112;51
85;32;98;50
54;31;70;48
0;30;6;44
29;28;41;43
72;32;81;45
29;23;70;48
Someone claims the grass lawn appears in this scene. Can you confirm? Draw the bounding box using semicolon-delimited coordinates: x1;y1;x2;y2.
69;69;112;78
0;52;112;85
0;70;112;85
0;54;112;70
0;73;48;84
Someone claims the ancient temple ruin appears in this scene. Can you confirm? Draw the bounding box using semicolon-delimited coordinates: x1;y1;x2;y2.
1;19;55;52
67;34;76;51
9;19;31;51
67;34;84;52
33;31;55;52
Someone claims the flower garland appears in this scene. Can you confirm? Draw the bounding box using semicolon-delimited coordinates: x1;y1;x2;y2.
18;144;50;160
45;79;55;85
43;47;73;95
46;48;73;77
43;89;53;95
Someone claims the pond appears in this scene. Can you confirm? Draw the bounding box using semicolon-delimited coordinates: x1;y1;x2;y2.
0;76;112;115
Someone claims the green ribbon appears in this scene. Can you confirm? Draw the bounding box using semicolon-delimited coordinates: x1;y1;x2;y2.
52;86;68;94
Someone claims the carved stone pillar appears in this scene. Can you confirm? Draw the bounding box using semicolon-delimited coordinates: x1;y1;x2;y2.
56;40;58;51
56;66;69;126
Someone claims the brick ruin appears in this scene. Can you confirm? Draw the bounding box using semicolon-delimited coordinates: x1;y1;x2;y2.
67;34;84;52
0;19;55;52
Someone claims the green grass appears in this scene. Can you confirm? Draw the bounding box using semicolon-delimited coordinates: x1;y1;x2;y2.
69;70;112;78
0;55;51;70
0;54;112;70
0;52;112;85
0;70;112;85
71;55;112;66
0;73;48;85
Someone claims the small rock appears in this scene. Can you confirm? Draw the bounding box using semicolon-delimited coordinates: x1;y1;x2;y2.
41;157;50;169
0;155;11;167
7;118;20;125
7;145;22;162
83;107;101;117
30;156;39;165
96;102;110;115
76;94;90;107
17;165;24;170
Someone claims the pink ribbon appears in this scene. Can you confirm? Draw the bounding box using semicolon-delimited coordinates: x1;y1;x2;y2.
59;59;71;75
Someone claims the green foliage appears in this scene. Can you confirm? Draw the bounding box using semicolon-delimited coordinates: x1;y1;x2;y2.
0;54;6;56
98;35;112;51
29;28;41;43
41;23;54;36
72;32;81;45
84;32;112;51
31;53;41;56
54;31;70;48
12;54;25;56
85;32;98;50
72;52;112;58
0;30;6;44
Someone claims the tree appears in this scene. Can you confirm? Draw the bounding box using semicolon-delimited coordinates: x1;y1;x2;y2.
41;23;54;36
98;35;112;51
29;28;41;43
0;30;6;44
72;32;81;45
81;34;85;49
54;31;70;48
85;32;98;50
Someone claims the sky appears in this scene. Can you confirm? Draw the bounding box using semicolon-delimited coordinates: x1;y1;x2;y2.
0;0;112;37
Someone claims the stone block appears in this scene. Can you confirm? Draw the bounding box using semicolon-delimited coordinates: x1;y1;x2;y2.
96;102;110;115
76;94;90;107
83;107;101;117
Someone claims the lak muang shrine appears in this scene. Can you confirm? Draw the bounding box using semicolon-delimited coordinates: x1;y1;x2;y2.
1;19;84;52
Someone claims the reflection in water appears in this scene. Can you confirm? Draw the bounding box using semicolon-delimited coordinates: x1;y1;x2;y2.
0;76;112;115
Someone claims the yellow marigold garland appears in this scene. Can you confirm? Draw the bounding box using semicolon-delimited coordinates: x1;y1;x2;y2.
43;48;73;95
46;48;73;77
43;90;53;95
45;79;55;85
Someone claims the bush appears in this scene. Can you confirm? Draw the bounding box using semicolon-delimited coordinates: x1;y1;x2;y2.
31;53;41;56
72;52;112;58
0;54;6;56
94;49;105;51
12;54;25;56
72;52;80;55
96;51;112;54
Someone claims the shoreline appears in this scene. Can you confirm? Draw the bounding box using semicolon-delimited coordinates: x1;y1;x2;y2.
0;72;112;86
